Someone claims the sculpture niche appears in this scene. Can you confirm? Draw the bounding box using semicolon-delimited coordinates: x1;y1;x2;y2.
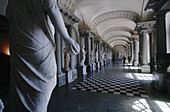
6;0;80;112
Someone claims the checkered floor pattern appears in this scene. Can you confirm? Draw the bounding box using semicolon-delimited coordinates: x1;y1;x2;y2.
72;74;149;98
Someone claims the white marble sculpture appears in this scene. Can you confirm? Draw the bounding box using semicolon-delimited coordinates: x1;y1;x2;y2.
6;0;80;112
96;50;99;62
91;50;94;64
102;51;105;61
80;45;87;66
64;48;70;71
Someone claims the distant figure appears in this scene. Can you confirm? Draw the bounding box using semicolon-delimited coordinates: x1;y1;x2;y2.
64;48;70;71
80;45;87;66
123;56;126;64
128;55;132;63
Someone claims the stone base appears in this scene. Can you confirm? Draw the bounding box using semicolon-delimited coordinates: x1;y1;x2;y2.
92;63;96;71
153;72;170;92
134;60;139;66
96;62;100;69
78;66;87;75
71;69;78;80
104;60;107;66
87;64;93;72
66;70;74;84
58;73;66;87
141;65;150;73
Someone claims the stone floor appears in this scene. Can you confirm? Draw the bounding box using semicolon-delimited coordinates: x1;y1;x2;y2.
48;63;170;112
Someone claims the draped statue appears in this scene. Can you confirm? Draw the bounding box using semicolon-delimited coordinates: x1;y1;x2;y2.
80;45;87;66
6;0;80;111
91;50;94;64
64;48;70;71
96;50;99;62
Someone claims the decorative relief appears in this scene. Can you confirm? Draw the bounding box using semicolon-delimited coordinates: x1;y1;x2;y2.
59;0;82;12
102;27;134;37
90;11;140;30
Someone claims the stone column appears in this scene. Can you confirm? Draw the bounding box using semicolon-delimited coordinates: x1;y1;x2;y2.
85;35;92;72
67;25;78;83
154;11;170;92
55;32;66;87
140;31;150;72
133;35;139;66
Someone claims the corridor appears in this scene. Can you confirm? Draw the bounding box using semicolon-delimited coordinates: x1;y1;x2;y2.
48;63;170;112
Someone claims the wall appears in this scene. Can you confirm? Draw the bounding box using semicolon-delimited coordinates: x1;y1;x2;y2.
0;0;8;16
166;11;170;53
112;45;127;58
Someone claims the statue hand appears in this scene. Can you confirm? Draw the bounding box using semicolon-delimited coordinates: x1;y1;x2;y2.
64;37;80;55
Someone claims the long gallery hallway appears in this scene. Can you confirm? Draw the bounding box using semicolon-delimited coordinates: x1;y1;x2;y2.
48;63;170;112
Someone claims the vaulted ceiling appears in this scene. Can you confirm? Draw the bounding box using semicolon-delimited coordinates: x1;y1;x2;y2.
59;0;154;48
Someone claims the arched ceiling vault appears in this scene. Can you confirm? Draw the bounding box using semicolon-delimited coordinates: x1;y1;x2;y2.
59;0;154;48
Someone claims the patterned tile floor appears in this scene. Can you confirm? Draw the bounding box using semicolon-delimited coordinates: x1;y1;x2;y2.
47;63;170;112
72;74;149;98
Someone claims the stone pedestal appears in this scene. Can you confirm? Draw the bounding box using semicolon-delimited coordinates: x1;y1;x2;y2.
66;70;74;84
104;60;107;66
78;66;87;75
153;72;170;92
96;62;100;69
71;69;78;80
92;63;96;71
141;65;150;73
87;64;93;72
58;73;66;87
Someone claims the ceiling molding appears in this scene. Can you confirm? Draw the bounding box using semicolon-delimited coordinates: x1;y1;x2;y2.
90;11;140;30
59;0;82;12
104;34;131;42
107;37;130;44
102;27;134;37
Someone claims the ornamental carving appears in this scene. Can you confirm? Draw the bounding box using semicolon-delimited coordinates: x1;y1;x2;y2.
90;11;140;30
102;27;134;37
59;0;82;12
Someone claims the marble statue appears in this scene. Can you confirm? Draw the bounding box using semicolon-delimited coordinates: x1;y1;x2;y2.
64;48;70;71
91;50;94;64
80;45;87;66
6;0;80;112
102;51;105;61
96;50;99;62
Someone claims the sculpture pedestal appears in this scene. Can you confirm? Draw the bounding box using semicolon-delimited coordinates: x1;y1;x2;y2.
58;73;66;87
66;70;73;84
154;72;170;92
92;63;96;71
96;62;100;69
104;60;107;67
141;65;150;73
78;66;87;75
71;69;78;80
87;64;93;72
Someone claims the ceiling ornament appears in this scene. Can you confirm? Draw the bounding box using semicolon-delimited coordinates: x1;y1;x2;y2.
104;34;130;42
102;27;134;37
58;0;82;12
90;11;140;31
107;37;130;44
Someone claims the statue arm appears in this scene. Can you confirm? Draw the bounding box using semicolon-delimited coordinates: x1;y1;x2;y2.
47;5;80;55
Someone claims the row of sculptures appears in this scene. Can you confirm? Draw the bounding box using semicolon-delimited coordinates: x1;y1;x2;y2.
64;45;112;70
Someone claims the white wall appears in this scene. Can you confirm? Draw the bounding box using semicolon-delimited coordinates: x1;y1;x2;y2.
0;0;8;16
166;11;170;53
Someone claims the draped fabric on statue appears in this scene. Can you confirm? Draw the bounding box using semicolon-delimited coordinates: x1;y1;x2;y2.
6;0;57;111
